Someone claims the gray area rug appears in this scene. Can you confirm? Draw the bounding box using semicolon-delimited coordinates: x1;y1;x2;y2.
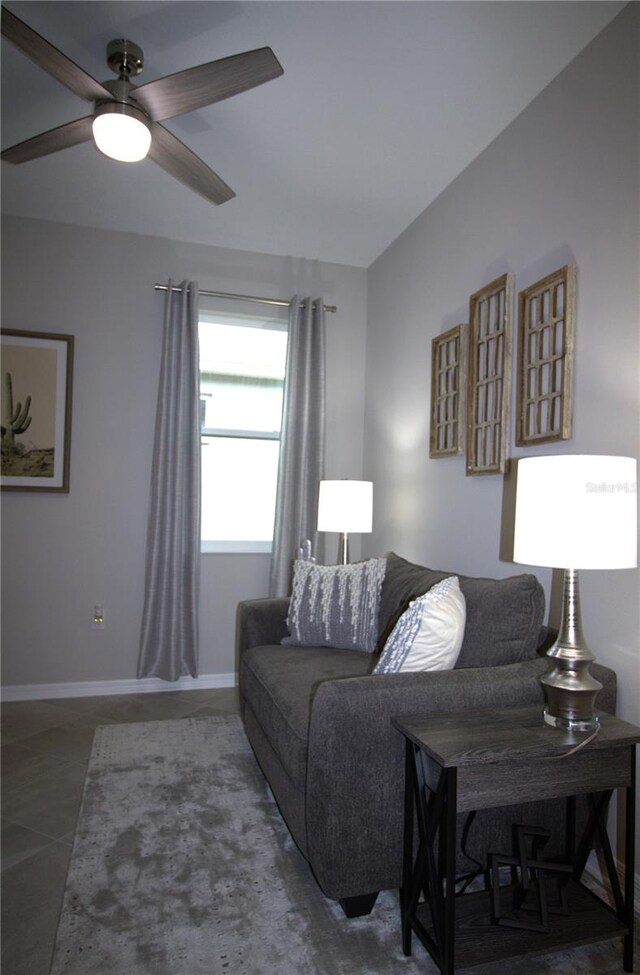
50;715;632;974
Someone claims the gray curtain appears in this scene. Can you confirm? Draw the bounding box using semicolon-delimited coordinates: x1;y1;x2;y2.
138;281;201;680
269;296;326;596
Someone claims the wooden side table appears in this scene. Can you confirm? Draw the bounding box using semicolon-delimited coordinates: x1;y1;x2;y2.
392;705;640;974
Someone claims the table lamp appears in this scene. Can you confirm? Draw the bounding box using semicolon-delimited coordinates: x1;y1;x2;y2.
317;479;373;565
513;454;637;732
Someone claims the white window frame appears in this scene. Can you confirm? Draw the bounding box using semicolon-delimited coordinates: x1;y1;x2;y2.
199;309;287;555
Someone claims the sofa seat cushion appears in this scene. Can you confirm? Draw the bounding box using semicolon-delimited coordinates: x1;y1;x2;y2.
240;644;371;789
378;553;545;668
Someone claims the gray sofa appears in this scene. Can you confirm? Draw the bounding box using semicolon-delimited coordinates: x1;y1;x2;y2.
237;553;616;918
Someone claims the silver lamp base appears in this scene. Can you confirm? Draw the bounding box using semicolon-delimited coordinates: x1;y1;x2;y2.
539;568;602;733
336;532;350;565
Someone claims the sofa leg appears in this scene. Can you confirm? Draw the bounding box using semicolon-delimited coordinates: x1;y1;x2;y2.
339;892;379;918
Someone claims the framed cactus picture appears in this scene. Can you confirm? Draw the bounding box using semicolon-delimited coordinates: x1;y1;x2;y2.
1;330;74;492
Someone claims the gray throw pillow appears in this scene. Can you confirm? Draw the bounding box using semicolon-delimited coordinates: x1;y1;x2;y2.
283;557;387;652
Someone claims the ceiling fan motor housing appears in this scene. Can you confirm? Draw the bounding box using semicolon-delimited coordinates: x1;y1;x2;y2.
106;38;144;78
93;44;152;164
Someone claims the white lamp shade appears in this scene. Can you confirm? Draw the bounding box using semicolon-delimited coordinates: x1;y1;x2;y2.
514;455;637;570
92;104;151;162
317;480;373;534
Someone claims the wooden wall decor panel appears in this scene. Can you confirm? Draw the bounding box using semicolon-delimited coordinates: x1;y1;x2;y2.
466;273;514;475
516;265;575;446
429;323;468;458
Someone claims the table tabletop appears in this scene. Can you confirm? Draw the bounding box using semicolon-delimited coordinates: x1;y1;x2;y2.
392;705;640;769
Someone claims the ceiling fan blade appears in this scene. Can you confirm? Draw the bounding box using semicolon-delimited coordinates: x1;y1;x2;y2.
132;47;283;122
147;123;235;205
1;7;111;103
2;116;94;164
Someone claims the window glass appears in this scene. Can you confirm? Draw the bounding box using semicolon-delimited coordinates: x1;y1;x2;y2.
201;438;280;547
199;314;287;553
200;376;284;434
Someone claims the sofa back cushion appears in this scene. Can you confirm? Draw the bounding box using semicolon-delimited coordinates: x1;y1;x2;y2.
378;553;544;668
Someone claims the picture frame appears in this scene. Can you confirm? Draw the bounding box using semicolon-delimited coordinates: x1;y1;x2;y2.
466;272;514;475
1;329;74;492
429;323;468;458
515;265;575;446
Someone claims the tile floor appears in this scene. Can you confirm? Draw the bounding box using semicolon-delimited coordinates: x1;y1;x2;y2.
1;687;239;975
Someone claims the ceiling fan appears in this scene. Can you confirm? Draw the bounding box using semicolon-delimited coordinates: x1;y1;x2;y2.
0;6;284;204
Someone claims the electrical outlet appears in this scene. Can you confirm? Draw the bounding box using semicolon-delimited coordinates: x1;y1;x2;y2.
92;605;105;630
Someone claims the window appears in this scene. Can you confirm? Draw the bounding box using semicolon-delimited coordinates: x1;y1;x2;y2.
199;312;288;553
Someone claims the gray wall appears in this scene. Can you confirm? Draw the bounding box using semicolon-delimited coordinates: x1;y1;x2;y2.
1;6;637;720
363;4;639;726
1;218;367;686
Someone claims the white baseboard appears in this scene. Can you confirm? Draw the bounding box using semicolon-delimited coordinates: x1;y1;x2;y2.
1;673;236;702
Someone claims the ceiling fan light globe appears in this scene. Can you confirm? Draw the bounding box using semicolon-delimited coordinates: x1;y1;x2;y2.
92;103;151;162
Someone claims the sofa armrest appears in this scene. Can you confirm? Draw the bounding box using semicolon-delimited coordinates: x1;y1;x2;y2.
305;657;616;900
236;598;290;659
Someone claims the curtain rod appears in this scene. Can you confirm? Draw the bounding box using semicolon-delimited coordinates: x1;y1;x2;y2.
154;283;337;314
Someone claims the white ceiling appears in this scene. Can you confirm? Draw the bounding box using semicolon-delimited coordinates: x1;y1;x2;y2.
1;1;625;267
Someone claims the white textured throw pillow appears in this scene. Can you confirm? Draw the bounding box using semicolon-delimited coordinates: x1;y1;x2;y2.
373;576;466;673
283;557;387;653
